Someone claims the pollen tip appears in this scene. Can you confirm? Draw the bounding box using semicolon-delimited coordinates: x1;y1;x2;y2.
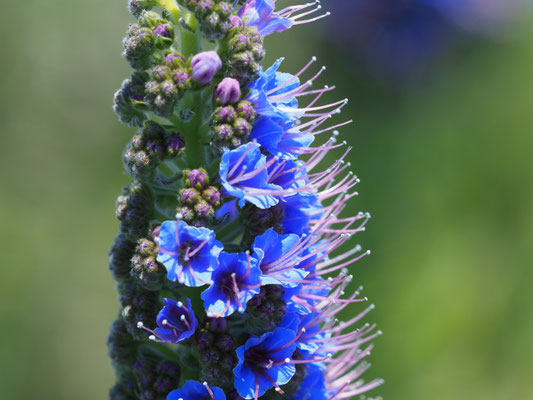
364;296;368;301
238;307;245;312
284;357;291;363
176;212;183;219
312;56;317;61
149;335;156;341
162;319;168;325
137;321;144;328
177;301;184;307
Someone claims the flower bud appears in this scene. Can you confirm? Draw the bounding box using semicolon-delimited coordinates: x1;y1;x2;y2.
153;66;172;81
166;133;185;157
215;78;241;105
113;71;149;127
107;318;137;368
130;235;165;291
128;0;155;17
120;281;159;340
194;199;214;220
153;23;174;48
180;187;201;205
185;168;209;189
229;15;243;29
197;0;214;15
233;117;252;137
115;181;152;238
138;10;164;28
213;105;236;123
173;69;190;88
108;233;137;281
245;285;287;336
177;205;196;223
235;100;255;120
165;52;185;69
153;23;172;38
190;51;222;85
202;186;221;206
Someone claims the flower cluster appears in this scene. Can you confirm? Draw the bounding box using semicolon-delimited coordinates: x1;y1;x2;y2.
108;1;382;399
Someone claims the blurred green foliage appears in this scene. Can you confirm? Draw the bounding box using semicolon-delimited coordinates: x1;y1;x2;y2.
0;1;532;399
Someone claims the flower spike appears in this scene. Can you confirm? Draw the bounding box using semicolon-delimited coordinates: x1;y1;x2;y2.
108;1;382;399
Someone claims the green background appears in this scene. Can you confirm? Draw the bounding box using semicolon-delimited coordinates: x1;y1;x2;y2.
1;1;532;399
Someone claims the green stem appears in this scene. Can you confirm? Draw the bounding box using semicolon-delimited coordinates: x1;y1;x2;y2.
156;0;181;20
181;12;200;57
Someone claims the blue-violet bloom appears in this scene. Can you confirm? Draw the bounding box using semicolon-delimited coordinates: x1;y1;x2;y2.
167;380;226;400
157;220;223;287
201;251;262;317
234;327;297;398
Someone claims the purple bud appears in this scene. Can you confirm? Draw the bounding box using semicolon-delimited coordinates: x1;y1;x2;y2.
190;51;222;85
229;15;243;28
186;168;209;188
173;69;190;87
165;53;184;68
153;66;171;81
138;238;156;256
236;100;255;120
233;117;252;136
198;0;214;14
181;187;201;205
153;24;172;38
166;133;185;156
214;124;232;139
214;106;236;123
160;79;177;97
202;186;221;206
178;206;195;222
194;200;214;219
215;78;241;105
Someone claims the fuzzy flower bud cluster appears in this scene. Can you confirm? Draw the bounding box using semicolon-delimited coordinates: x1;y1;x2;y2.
109;1;383;399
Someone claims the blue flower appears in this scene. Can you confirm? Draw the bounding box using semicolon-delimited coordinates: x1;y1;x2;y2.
219;142;281;209
201;252;262;317
279;193;319;235
247;59;299;126
167;380;226;400
147;298;198;343
291;363;327;400
251;117;314;159
294;312;329;358
234;327;297;399
238;0;293;37
285;275;331;315
157;220;223;287
266;157;306;192
252;228;309;289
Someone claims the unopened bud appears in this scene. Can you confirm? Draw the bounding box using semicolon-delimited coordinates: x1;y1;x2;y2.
215;78;241;105
186;168;209;189
190;51;222;85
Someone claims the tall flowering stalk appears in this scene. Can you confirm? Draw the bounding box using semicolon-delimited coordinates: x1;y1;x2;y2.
108;1;383;399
